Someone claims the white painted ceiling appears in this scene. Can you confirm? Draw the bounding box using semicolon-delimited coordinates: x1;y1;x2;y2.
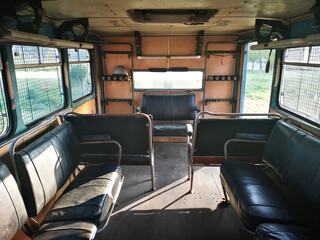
42;0;315;35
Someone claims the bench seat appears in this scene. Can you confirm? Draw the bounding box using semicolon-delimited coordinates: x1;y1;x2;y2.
255;223;314;240
44;162;122;226
33;221;97;240
153;123;193;137
221;159;299;231
220;120;320;235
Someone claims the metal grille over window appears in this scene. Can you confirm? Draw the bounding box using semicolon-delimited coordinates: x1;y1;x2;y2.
13;45;64;124
68;49;92;101
0;55;9;137
280;47;320;124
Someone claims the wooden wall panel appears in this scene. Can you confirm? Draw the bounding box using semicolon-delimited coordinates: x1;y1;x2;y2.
100;35;241;115
73;98;96;114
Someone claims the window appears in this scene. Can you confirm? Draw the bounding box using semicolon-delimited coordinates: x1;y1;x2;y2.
280;47;320;124
13;46;64;124
0;55;10;137
68;49;92;101
133;71;203;90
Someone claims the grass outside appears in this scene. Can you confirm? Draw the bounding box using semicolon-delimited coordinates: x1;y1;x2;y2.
243;70;273;113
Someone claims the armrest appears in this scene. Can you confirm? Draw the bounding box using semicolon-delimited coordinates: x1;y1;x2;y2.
195;106;201;113
80;134;110;142
80;138;122;165
236;133;268;141
224;138;266;160
186;123;193;137
136;106;142;113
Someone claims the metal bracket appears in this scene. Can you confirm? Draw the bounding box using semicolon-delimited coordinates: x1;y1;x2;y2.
204;98;234;105
103;98;133;106
255;19;289;44
0;0;45;34
207;75;238;81
56;18;89;41
311;0;320;31
101;75;129;81
135;31;142;57
196;30;205;56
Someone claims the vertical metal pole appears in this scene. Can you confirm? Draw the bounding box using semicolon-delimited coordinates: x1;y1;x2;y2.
239;44;249;113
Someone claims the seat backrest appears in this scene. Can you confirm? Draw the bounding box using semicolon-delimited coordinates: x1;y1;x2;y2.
194;118;278;157
263;121;320;211
14;122;81;217
0;161;28;240
65;114;151;161
141;93;196;120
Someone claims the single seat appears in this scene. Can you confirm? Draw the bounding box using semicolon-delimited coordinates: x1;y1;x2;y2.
255;224;314;240
137;90;200;137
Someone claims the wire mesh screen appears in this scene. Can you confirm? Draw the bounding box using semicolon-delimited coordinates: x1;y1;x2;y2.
68;49;90;62
280;65;320;124
13;46;60;65
0;73;9;137
309;46;320;64
69;63;92;101
12;46;40;65
284;47;309;63
15;66;64;124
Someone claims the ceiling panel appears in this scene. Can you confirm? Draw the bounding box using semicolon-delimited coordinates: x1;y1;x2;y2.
42;0;315;35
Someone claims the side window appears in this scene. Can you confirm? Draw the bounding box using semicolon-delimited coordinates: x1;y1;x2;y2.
67;49;92;101
12;46;64;124
280;47;320;124
0;54;10;137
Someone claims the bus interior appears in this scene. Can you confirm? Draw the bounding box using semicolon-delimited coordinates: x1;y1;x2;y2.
0;0;320;240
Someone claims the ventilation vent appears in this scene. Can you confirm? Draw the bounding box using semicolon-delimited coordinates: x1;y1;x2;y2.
127;9;218;25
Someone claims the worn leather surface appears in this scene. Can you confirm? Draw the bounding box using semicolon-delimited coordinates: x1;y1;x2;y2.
33;221;97;240
15;122;80;217
141;93;196;120
195;118;278;157
153;123;191;137
0;162;28;240
220;159;300;231
44;163;122;226
255;224;314;240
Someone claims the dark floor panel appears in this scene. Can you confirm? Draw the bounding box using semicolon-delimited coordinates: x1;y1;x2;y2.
96;143;252;240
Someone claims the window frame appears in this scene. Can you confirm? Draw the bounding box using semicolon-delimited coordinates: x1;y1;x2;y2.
12;45;66;126
0;52;11;139
132;69;205;92
67;48;94;102
277;46;320;126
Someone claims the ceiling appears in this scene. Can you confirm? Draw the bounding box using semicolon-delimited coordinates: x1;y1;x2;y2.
41;0;316;36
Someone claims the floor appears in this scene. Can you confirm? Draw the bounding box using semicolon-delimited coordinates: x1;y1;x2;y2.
97;143;252;240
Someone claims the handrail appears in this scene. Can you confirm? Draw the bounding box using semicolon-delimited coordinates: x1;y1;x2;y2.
143;89;194;94
196;111;283;120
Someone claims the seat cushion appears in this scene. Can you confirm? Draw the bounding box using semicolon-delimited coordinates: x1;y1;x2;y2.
153;123;190;137
33;221;97;240
255;223;314;240
220;159;300;231
44;163;122;227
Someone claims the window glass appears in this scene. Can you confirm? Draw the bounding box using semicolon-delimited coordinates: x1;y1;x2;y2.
280;47;320;124
0;55;10;137
133;71;203;90
13;46;64;124
68;49;92;101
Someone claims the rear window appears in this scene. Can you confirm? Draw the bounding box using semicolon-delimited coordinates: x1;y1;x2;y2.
280;47;320;124
133;71;203;90
13;46;64;124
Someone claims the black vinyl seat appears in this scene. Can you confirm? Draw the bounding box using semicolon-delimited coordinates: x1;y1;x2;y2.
220;121;320;235
221;159;299;230
255;224;314;240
